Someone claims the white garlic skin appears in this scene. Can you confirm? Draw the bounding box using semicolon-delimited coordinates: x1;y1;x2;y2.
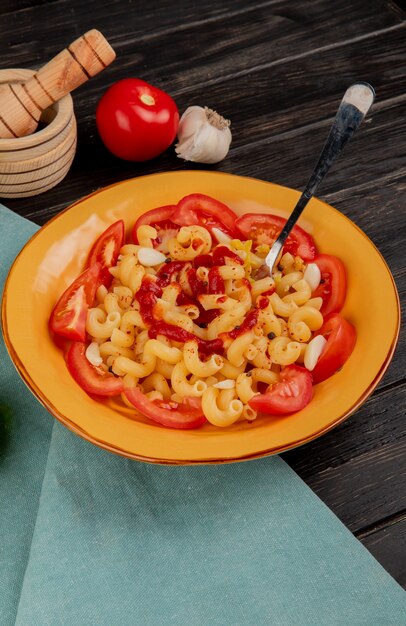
175;106;232;164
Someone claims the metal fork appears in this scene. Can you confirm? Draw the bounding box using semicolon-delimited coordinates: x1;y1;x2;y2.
264;82;375;274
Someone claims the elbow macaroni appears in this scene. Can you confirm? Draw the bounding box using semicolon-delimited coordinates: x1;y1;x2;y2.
80;219;335;428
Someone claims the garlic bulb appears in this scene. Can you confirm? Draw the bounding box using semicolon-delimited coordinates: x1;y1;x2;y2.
175;106;232;164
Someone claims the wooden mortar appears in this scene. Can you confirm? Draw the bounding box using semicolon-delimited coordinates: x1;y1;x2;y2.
0;29;115;139
0;68;76;198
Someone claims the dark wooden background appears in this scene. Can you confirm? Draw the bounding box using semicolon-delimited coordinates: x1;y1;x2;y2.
2;0;405;588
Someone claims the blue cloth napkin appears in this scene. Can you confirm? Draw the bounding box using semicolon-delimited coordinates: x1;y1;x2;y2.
1;204;405;626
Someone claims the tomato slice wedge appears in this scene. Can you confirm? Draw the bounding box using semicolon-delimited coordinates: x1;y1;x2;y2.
132;195;240;249
249;365;313;415
66;342;124;397
132;205;179;252
312;254;347;317
124;386;206;429
172;193;239;238
235;213;317;260
49;263;101;341
87;220;125;287
312;314;356;383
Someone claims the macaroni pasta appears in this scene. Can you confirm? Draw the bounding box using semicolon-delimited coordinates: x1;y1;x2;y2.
50;205;353;431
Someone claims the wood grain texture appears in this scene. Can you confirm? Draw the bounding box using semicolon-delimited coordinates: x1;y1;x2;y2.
1;0;402;56
359;514;406;588
1;0;405;588
283;382;406;477
4;24;406;216
303;440;406;530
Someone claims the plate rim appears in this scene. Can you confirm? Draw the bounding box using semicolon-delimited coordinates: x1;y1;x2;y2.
1;170;401;464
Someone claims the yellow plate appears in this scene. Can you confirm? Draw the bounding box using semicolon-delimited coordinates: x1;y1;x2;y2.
2;171;400;464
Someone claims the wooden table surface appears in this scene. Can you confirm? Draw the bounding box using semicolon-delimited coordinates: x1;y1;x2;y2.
2;0;405;588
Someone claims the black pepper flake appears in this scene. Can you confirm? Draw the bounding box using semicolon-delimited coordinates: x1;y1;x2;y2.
267;332;276;340
278;264;283;271
165;258;171;264
234;325;241;330
199;322;208;329
320;278;325;284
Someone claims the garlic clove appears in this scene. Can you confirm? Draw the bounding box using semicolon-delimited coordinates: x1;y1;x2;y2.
177;106;208;142
211;227;233;243
85;342;103;367
213;379;236;389
304;263;321;292
193;124;221;164
304;335;327;371
137;247;167;266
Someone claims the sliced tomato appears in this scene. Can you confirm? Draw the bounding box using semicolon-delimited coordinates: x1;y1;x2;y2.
172;194;239;238
235;213;317;260
132;204;179;252
312;314;356;384
124;386;206;429
249;365;313;415
66;342;124;396
312;254;347;317
87;220;125;286
49;263;101;341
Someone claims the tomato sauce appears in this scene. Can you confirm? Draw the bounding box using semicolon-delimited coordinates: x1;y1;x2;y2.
195;308;220;327
156;260;187;287
256;296;269;310
224;309;259;340
187;268;207;298
261;286;276;297
213;246;243;266
193;253;213;268
149;321;223;355
208;267;225;294
135;277;162;325
176;291;195;307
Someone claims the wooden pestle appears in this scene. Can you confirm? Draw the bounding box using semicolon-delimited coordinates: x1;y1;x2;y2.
0;29;115;139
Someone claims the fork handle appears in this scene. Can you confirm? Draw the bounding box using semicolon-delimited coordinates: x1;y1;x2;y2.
266;83;375;270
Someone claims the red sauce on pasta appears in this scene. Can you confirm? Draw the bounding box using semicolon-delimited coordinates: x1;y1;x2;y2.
149;321;223;355
213;246;243;266
225;309;259;340
187;268;207;298
135;277;162;325
208;267;225;294
156;261;187;287
193;253;213;268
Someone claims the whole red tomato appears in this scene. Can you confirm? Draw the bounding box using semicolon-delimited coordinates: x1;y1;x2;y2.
96;78;179;161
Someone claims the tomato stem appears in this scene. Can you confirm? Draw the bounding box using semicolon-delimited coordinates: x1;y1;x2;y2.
140;93;155;106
